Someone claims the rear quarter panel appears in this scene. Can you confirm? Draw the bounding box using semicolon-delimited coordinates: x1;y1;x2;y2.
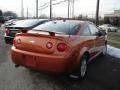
66;35;95;69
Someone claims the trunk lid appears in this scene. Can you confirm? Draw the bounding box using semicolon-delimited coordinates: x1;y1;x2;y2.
14;33;66;54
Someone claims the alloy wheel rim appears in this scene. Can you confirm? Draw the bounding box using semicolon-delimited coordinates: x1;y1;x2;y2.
80;59;87;77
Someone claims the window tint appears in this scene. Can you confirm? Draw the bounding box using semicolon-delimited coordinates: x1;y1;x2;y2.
34;21;80;35
88;24;99;35
81;26;91;36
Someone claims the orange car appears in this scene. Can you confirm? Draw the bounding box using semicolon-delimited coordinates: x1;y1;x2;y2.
11;20;107;78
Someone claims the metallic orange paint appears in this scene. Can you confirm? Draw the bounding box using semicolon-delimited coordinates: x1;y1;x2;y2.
11;20;107;74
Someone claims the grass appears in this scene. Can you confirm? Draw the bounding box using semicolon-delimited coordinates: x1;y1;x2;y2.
107;34;120;42
107;32;120;48
108;41;120;48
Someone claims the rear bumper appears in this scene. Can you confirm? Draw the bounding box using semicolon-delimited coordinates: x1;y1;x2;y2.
4;35;14;44
11;46;76;74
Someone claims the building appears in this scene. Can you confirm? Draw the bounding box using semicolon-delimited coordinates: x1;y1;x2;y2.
104;10;120;26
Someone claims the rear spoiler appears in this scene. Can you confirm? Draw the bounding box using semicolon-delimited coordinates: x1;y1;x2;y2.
28;29;66;36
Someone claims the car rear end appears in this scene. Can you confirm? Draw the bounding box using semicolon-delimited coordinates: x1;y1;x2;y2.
11;33;75;73
11;20;81;74
110;27;118;32
4;27;22;44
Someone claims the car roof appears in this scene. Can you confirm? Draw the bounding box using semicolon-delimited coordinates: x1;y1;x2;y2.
7;19;49;28
14;19;48;23
50;20;92;25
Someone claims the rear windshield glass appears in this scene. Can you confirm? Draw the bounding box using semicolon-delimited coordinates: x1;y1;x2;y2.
33;21;80;35
13;19;43;27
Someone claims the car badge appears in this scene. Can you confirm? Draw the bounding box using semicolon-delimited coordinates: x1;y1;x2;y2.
29;41;35;43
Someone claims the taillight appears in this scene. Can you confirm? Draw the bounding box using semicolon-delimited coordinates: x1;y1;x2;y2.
46;42;53;49
57;43;67;52
5;28;10;36
13;39;21;46
16;39;21;44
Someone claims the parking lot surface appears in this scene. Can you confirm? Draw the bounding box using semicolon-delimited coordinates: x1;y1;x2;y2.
0;28;120;90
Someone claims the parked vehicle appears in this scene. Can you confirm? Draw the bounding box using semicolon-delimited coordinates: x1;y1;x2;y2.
4;19;49;44
4;19;18;26
11;20;107;78
99;24;118;32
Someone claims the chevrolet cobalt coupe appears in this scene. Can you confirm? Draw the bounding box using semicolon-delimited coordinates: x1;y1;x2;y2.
11;20;107;78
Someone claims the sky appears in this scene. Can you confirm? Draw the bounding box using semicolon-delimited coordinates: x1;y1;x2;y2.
0;0;120;18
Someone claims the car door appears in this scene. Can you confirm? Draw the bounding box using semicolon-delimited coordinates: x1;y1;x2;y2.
80;25;96;58
88;24;105;55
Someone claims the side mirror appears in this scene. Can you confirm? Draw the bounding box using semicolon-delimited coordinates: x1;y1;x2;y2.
95;31;107;37
101;30;107;36
95;31;104;36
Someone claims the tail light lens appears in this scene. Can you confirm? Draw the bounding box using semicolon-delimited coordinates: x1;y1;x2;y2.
46;42;53;49
13;39;21;46
5;28;10;36
57;43;67;52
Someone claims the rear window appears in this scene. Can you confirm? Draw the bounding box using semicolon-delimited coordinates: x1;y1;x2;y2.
13;19;44;27
33;21;80;35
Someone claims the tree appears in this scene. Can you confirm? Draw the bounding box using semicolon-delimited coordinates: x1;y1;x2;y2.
39;14;48;19
0;10;3;16
3;11;18;19
0;10;5;23
104;17;110;24
77;14;83;20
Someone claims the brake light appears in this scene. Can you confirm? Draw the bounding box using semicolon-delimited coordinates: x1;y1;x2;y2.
46;42;53;49
57;43;67;52
13;39;21;46
16;39;21;44
5;28;10;36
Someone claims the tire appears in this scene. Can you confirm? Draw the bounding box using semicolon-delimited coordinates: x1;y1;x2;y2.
78;55;88;79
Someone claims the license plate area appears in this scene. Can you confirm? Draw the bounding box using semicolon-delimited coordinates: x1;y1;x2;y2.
25;55;36;67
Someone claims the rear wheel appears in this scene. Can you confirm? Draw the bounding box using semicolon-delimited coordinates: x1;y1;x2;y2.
69;54;89;79
78;55;88;79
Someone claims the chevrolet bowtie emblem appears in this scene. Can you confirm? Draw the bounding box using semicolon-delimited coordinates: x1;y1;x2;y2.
29;41;35;43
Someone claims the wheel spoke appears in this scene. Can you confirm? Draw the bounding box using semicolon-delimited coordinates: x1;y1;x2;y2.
80;59;87;77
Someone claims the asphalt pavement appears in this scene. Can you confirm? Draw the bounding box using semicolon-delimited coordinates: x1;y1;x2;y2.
0;27;120;90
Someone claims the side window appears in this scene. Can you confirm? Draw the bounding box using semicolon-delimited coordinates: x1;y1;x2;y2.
81;26;91;36
70;25;80;35
88;24;99;35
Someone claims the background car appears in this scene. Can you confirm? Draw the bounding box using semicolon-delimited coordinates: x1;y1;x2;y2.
99;24;118;32
4;19;49;44
11;20;107;78
4;19;18;26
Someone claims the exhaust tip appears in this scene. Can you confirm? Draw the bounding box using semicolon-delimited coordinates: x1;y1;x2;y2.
15;64;20;68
